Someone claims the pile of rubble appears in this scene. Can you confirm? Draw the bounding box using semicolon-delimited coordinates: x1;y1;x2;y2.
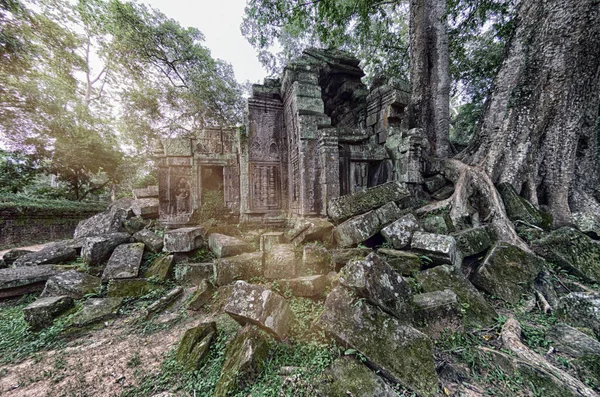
2;179;600;396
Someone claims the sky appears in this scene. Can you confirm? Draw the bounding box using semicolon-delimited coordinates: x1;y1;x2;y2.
140;0;268;85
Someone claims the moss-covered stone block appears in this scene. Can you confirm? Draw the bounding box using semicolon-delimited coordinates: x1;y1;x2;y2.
145;254;174;281
377;249;421;276
319;357;397;396
72;297;123;327
213;325;269;397
107;278;160;297
175;322;216;371
532;227;600;283
497;183;552;229
417;265;497;328
451;227;493;257
471;243;544;304
187;279;214;311
421;213;455;235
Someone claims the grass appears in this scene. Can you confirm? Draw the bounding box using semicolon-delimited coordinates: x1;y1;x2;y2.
0;295;77;364
0;193;107;214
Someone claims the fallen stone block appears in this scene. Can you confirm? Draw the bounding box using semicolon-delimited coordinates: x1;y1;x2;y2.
264;244;297;279
327;181;411;224
213;325;269;397
146;287;184;318
41;270;101;299
279;275;327;297
132;185;158;199
23;295;74;330
319;357;398;397
330;248;372;270
424;174;447;193
2;249;34;267
317;287;438;397
0;265;65;298
208;233;252;258
214;252;263;286
224;281;290;339
133;229;164;253
377;249;421;276
301;243;331;275
130;198;159;219
74;208;130;239
556;292;600;336
102;242;144;281
81;232;131;266
338;253;412;320
107;278;159;297
412;290;462;339
145;255;174;280
532;227;600;283
176;322;217;371
72;297;123;327
286;218;334;245
259;232;284;251
175;262;215;286
187;280;215;310
334;210;381;248
471;243;544;305
163;226;205;253
380;213;422;249
420;213;455;235
417;265;497;328
497;182;552;229
548;323;600;358
13;241;78;267
411;232;462;268
123;217;149;234
451;227;493;257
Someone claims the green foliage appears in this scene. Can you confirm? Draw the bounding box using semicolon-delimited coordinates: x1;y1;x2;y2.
0;192;107;213
191;189;227;222
0;150;45;194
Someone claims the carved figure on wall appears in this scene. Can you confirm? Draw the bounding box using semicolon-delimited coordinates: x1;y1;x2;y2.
175;177;191;214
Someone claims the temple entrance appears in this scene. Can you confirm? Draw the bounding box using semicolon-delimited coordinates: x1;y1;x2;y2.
201;166;224;191
200;165;225;213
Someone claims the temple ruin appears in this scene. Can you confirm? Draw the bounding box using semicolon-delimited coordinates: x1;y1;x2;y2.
155;48;419;226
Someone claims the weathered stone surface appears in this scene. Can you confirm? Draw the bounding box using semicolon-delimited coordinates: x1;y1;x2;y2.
331;248;372;269
133;229;164;253
146;255;174;280
334;210;381;248
2;249;34;267
380;213;422;249
213;325;269;397
224;281;290;339
41;270;101;299
411;232;462;268
431;185;455;201
208;233;252;258
420;213;454;235
574;355;600;389
317;287;438;397
424;174;447;194
548;323;600;357
0;265;64;298
132;185;158;199
72;297;123;327
417;265;497;328
471;243;544;304
374;201;403;226
187;280;215;310
163;226;205;253
338;253;412;320
497;183;552;229
23;295;74;330
451;227;493;257
74;208;130;239
279;275;327;297
176;322;217;371
327;181;411;224
81;232;131;266
320;357;397;397
286;218;335;245
532;227;600;282
377;249;421;276
301;243;331;275
556;292;600;336
0;259;5;269
102;242;144;281
146;286;183;317
175;262;215;287
130;198;159;219
13;242;78;267
214;252;263;286
412;290;462;339
264;244;297;279
107;278;159;297
123;216;149;235
573;212;600;239
259;232;283;251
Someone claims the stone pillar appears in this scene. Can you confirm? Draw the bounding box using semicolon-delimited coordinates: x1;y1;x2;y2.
318;128;340;215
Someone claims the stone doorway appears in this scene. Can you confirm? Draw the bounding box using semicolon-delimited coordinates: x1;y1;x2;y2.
200;165;225;208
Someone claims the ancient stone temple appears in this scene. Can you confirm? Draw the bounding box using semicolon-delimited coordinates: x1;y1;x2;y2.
156;48;415;225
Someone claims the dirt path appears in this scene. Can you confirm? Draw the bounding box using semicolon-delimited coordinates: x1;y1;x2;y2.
0;312;204;397
0;243;52;257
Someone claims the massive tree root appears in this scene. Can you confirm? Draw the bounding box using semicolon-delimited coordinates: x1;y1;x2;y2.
501;317;597;397
416;158;529;251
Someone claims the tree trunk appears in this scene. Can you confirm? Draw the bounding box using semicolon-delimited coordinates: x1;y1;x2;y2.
459;0;600;227
408;0;450;158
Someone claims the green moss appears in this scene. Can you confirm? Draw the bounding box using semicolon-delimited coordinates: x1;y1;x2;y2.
176;322;217;371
